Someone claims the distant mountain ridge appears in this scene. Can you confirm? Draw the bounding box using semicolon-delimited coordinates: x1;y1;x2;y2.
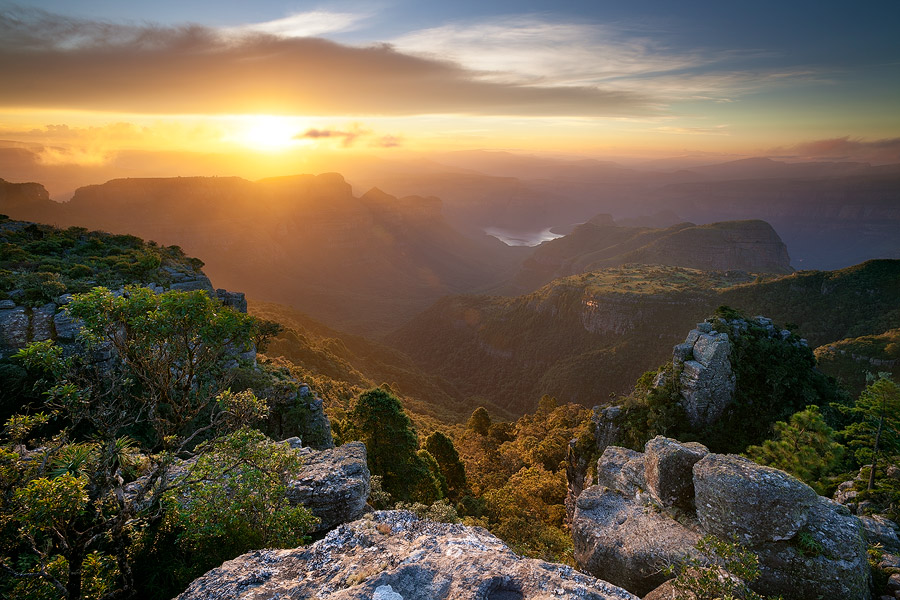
0;174;524;335
508;217;792;293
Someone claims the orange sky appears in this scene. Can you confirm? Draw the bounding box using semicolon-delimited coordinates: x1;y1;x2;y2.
2;2;900;178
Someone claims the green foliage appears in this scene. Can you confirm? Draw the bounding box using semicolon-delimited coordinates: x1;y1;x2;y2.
467;406;492;436
668;535;780;600
424;431;468;501
0;221;193;306
618;314;851;454
347;387;441;503
160;428;316;581
745;406;845;495
794;530;823;558
452;400;593;564
840;374;900;491
0;288;288;600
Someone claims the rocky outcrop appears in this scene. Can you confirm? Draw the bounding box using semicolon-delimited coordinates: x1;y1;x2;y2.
671;323;735;428
573;488;701;595
859;514;900;554
666;316;809;428
693;453;818;545
286;441;369;531
572;437;871;600
176;510;639;600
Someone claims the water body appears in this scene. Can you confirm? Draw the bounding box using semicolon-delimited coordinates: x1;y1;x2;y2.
484;227;565;247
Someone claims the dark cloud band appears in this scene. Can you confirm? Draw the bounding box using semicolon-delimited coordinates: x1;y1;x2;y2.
0;7;654;117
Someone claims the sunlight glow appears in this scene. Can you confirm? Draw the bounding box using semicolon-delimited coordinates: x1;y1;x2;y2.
232;116;309;152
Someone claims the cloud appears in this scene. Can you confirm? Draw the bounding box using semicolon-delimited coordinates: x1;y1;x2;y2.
390;18;709;87
223;11;370;38
0;7;654;117
295;126;367;147
768;137;900;164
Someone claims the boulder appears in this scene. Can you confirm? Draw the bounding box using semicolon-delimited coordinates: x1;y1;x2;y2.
596;446;646;499
644;437;708;511
860;515;900;554
572;487;700;596
177;510;640;600
693;454;817;545
286;441;370;532
0;305;28;355
753;496;870;600
31;302;57;341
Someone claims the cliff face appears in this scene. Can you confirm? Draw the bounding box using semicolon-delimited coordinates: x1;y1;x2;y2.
176;510;639;600
0;178;57;223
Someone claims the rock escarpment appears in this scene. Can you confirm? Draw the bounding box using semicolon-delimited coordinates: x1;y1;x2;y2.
177;510;639;600
285;441;370;531
571;437;870;600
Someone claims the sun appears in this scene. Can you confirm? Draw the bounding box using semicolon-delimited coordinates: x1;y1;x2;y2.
232;115;309;152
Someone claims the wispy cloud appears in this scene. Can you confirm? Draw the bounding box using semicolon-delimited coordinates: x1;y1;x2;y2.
223;10;371;38
390;18;709;87
0;7;653;117
390;17;824;103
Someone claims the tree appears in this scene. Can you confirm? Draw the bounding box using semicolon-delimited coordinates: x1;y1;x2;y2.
745;405;844;494
424;431;468;501
841;374;900;491
348;387;440;503
0;287;310;600
467;407;492;436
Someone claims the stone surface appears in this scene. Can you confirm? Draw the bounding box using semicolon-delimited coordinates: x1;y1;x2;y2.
860;515;900;554
0;305;28;355
574;444;870;600
31;302;57;341
675;330;735;428
644;437;708;511
177;510;639;600
752;496;870;600
693;453;818;545
595;446;646;499
573;488;700;596
285;441;370;532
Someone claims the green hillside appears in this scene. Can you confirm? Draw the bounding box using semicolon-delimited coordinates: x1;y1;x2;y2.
391;260;900;414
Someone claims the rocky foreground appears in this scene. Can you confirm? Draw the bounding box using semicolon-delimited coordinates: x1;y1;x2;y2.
176;511;638;600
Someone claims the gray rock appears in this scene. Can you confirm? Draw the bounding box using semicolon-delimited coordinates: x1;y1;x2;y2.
31;302;57;341
54;309;81;342
860;515;900;554
596;446;646;499
834;479;859;506
177;510;639;600
693;454;818;545
753;496;870;600
879;553;900;569
0;299;15;309
676;329;736;428
644;437;708;511
285;441;370;532
169;274;215;293
572;487;700;596
0;305;28;353
216;289;248;314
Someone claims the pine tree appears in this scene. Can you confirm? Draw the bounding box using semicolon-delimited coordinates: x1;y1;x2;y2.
745;405;844;494
424;431;468;501
842;374;900;491
349;387;440;502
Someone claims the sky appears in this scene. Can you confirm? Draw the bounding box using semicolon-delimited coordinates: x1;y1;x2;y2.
1;0;899;171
